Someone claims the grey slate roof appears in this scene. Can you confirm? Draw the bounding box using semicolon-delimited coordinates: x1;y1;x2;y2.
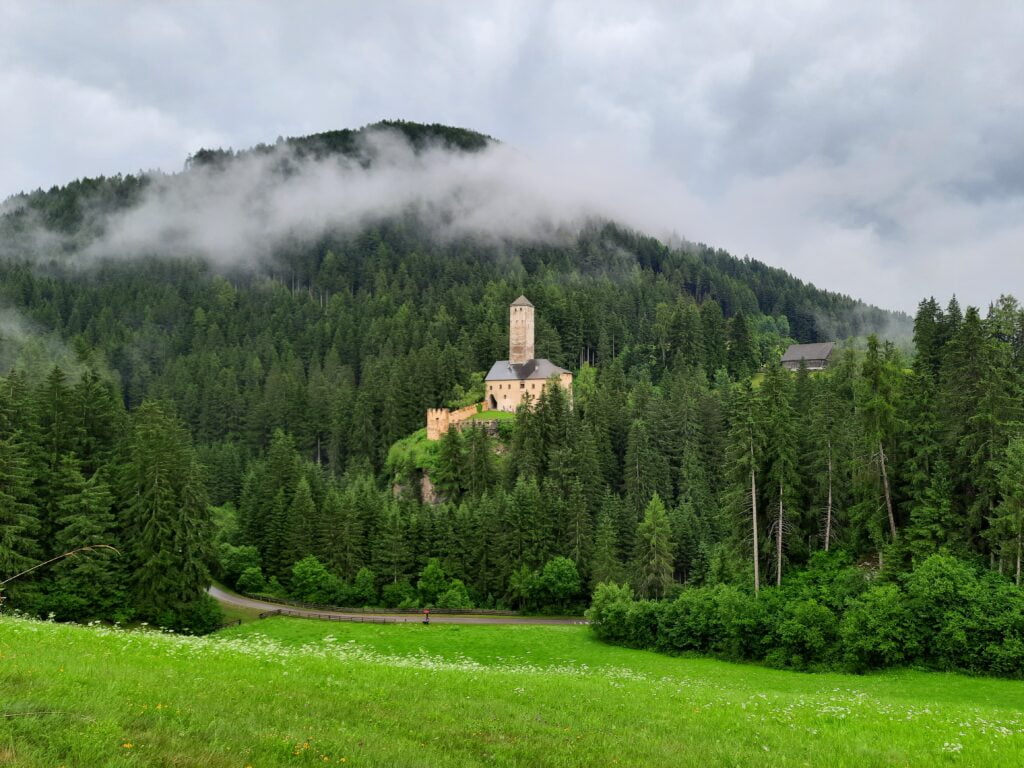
781;342;836;363
485;358;570;381
511;295;534;307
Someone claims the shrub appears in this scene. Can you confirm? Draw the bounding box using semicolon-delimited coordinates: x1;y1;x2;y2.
290;556;340;604
624;600;665;649
437;579;473;610
586;582;636;642
382;579;416;609
417;559;449;606
657;587;721;653
538;557;581;610
236;566;266;594
713;585;770;660
217;543;261;587
904;554;979;669
840;583;918;671
154;593;224;635
351;568;378;606
770;598;838;669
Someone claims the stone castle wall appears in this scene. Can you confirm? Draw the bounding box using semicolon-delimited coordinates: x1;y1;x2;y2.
426;402;483;440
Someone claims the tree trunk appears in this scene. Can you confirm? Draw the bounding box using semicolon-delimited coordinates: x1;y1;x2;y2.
750;441;759;595
824;440;833;552
776;483;784;587
879;441;897;540
1017;528;1022;588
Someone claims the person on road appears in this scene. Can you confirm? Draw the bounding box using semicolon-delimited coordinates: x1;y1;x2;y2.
422;608;430;625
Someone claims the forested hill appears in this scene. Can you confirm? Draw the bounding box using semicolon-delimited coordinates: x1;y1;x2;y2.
1;120;900;345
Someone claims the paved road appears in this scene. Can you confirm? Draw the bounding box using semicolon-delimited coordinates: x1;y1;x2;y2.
209;585;588;625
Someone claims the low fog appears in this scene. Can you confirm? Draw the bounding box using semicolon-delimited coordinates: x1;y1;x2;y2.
74;129;699;269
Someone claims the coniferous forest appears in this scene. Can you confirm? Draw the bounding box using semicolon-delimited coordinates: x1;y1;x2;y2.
2;123;1024;674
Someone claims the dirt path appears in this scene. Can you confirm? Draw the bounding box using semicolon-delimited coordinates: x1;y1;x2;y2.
209;585;588;625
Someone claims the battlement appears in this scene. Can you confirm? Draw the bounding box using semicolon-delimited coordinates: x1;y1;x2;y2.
426;402;483;440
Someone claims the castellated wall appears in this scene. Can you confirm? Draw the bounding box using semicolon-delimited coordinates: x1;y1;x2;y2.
426;402;482;440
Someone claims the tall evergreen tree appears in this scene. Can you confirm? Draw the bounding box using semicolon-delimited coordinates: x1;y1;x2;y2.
632;493;674;599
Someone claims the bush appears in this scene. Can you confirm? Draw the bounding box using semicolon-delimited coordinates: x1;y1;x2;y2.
236;566;266;594
437;579;473;610
657;587;721;653
770;598;838;669
382;579;416;609
623;600;665;649
587;554;1024;678
290;556;340;604
217;543;261;587
350;568;378;606
417;558;449;606
714;585;771;660
154;593;224;635
840;583;918;671
538;557;581;610
904;554;979;669
586;582;634;642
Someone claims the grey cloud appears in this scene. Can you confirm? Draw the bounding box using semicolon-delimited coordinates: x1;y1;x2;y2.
2;1;1024;313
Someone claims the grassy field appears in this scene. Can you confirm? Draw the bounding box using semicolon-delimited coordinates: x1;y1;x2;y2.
2;614;1024;766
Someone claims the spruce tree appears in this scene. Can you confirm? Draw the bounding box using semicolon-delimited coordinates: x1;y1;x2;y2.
118;402;212;623
0;433;37;580
632;493;674;599
590;506;624;588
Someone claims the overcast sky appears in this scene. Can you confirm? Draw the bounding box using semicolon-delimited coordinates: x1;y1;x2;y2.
2;1;1023;313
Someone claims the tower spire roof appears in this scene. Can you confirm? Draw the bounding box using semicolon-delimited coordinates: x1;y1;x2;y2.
511;295;533;307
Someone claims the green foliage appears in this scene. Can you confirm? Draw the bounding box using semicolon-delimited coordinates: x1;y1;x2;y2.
589;553;1024;677
537;556;581;609
416;557;449;606
290;555;339;604
437;578;472;609
351;567;379;606
236;566;266;593
840;583;918;670
632;494;674;599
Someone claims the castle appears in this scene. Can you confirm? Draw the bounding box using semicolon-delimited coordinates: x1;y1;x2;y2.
426;295;573;440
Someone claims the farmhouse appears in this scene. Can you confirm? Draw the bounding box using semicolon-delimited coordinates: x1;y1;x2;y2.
781;341;836;371
426;296;572;440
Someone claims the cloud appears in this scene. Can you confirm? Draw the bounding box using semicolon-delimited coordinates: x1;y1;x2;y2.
2;1;1024;312
77;128;703;268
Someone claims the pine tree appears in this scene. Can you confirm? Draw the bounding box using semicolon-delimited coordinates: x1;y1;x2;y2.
855;336;901;548
319;486;364;578
590;506;624;587
760;363;799;585
0;433;37;580
48;457;123;620
433;426;465;501
463;425;497;498
632;493;674;599
118;402;212;622
991;437;1024;585
724;383;764;592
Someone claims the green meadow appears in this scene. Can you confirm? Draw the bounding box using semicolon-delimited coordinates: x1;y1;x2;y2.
2;613;1023;767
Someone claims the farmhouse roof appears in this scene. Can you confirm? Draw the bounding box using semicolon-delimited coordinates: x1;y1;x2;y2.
510;295;534;307
485;358;570;381
781;342;836;363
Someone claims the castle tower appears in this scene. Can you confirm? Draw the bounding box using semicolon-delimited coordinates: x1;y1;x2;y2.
509;295;535;364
